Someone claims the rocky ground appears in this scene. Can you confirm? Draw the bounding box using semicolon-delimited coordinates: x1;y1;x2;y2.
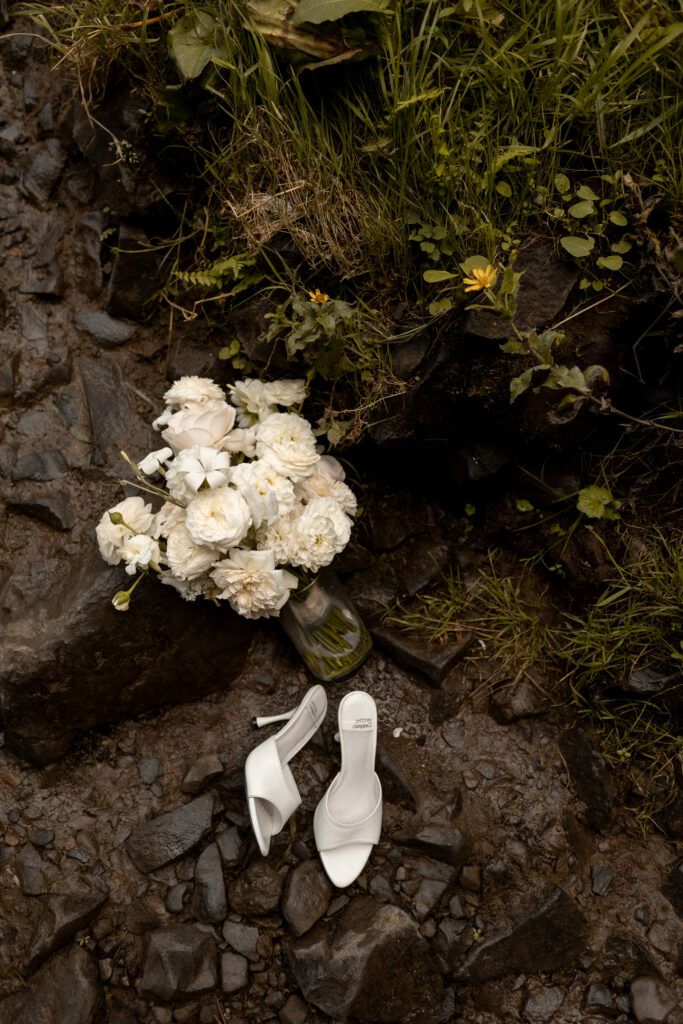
1;20;683;1024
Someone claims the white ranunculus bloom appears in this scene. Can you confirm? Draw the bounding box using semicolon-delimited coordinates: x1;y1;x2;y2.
162;400;237;452
163;376;226;408
161;574;221;602
153;500;185;538
221;427;257;458
262;379;307;409
256;412;319;482
229;379;273;427
317;454;346;482
165;445;232;502
232;460;296;516
295;470;357;516
301;496;352;548
119;534;161;575
255;508;301;565
289;513;340;573
210;549;298;619
96;496;156;565
185;486;252;550
138;447;173;475
165;520;219;580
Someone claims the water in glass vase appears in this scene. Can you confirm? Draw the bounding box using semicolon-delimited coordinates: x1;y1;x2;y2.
280;568;372;681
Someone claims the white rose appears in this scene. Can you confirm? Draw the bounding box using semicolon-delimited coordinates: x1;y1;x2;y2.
119;534;161;575
185;486;252;550
162;400;237;451
165;519;219;580
318;455;346;482
163;376;226;408
256;508;301;565
210;549;298;619
232;459;296;515
229;379;273;427
165;445;231;502
262;379;307;409
221;427;257;458
96;496;156;565
301;496;352;548
137;447;173;475
256;413;319;482
295;468;357;516
161;574;220;602
153;500;185;537
289;514;340;573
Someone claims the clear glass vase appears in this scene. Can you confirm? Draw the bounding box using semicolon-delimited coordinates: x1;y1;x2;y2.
279;568;372;682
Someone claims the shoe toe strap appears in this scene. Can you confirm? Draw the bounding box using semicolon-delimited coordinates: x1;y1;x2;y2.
315;779;382;852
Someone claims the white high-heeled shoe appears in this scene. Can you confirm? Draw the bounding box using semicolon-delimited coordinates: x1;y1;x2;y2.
245;685;327;856
314;690;382;887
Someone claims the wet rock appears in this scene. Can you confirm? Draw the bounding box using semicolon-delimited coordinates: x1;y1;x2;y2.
376;746;420;811
415;877;450;920
592;865;613;896
11;450;67;482
456;888;588;981
603;934;658;979
24;888;109;972
489;679;542;723
216;826;241;865
460;864;481;892
522;982;565;1024
585;983;615;1016
390;330;432;380
191;842;227;924
282;860;332;937
139;925;217;1001
371;627;474;685
30;828;54;847
395;825;469;868
395;535;451;597
360;493;427;551
635;905;652;927
127;794;215;873
182;754;224;795
279;993;308;1024
289;896;445;1024
107;225;161;322
105;996;138;1024
228;862;283;917
138;757;162;785
222;921;260;961
165;883;188;915
1;543;253;764
465;240;578;339
0;946;101;1024
21;144;64;206
19;260;65;299
73;211;104;297
15;843;45;895
73;310;135;348
220;951;248;994
558;728;613;831
232;297;288;369
662;859;683;918
7;492;75;532
630;977;677;1024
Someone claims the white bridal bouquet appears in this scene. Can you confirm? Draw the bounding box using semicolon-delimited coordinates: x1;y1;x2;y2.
96;376;358;619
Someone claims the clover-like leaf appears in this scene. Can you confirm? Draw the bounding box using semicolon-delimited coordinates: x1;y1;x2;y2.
168;11;226;81
568;200;595;219
577;485;619;520
560;235;595;258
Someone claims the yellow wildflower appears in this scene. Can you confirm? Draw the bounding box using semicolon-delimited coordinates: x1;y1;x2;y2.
308;288;330;304
463;264;497;293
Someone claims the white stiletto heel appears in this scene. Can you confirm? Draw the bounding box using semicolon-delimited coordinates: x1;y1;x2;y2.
314;691;382;887
245;685;327;857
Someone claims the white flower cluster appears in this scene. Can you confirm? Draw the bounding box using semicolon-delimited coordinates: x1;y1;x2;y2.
95;377;358;619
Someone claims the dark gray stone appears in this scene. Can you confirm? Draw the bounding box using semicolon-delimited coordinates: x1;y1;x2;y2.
15;843;45;896
585;983;615;1017
127;794;215;874
663;859;683;918
630;977;677;1024
279;993;308;1024
216;826;241;865
21;146;64;206
489;680;542;723
395;826;469;868
558;728;613;831
0;946;101;1024
390;331;431;380
232;298;289;368
289;896;445;1024
73;310;135;348
191;843;227;924
635;905;652;927
522;982;565;1024
11;450;67;482
73;211;104;297
139;925;217;1001
165;882;188;915
456;888;589;981
7;492;75;532
24;888;109;972
182;754;224;795
415;877;450;920
138;757;162;785
220;951;248;994
592;865;613;896
282;860;332;937
228;862;283;917
30;828;54;847
603;934;659;979
377;746;420;811
18;261;65;299
222;920;260;961
107;225;161;322
371;627;474;685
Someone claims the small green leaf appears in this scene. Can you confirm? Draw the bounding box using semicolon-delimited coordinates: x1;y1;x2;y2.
610;240;632;254
568;200;595;219
579;277;592;289
500;339;527;354
576;185;600;201
554;173;570;193
560;236;595;258
551;207;565;219
464;503;476;517
459;255;490;274
423;269;457;283
577;485;619;520
292;0;387;24
596;255;623;271
428;297;453;315
168;12;226;81
495;180;512;197
516;498;534;513
609;210;628;226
